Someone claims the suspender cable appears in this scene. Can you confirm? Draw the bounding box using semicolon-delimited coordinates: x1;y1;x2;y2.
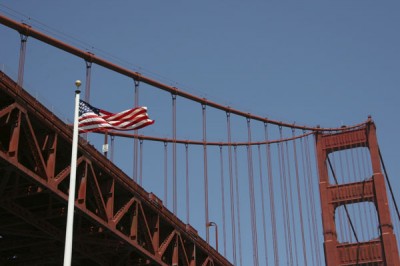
246;118;259;266
379;150;400;222
356;148;373;240
164;142;168;207
226;112;237;265
82;60;92;141
305;135;322;265
292;129;308;266
338;150;351;242
219;145;227;257
300;137;316;266
133;79;140;182
185;143;190;224
139;139;143;186
17;34;28;87
278;127;292;265
285;140;298;265
350;147;365;241
110;135;114;162
234;145;243;266
349;147;365;246
202;103;209;243
346;155;352;242
349;146;363;263
172;93;177;215
84;61;92;103
362;147;376;236
103;131;108;158
327;151;368;243
330;152;345;241
264;123;279;265
257;145;269;266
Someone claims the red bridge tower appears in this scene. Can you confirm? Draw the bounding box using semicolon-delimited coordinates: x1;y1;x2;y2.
315;122;400;265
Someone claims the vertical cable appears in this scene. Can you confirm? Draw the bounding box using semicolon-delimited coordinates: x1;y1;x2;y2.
257;145;269;266
350;147;366;241
362;147;376;236
264;123;279;265
246;118;259;266
164;142;168;207
172;93;177;215
219;145;227;257
84;61;92;103
379;150;400;223
103;131;108;158
133;79;140;182
305;135;322;265
139;139;143;186
226;112;237;265
357;147;372;240
292;130;308;266
278;127;292;265
82;61;92;141
234;145;243;266
330;152;345;242
300;137;315;266
338;148;351;242
110;135;115;163
345;150;355;243
379;150;400;250
285;140;298;265
185;143;190;224
17;34;28;87
202;103;209;243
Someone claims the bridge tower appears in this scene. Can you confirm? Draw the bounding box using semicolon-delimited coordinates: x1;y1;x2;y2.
315;121;400;265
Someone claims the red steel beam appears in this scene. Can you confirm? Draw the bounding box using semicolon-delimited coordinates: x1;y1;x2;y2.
0;71;232;266
315;125;400;266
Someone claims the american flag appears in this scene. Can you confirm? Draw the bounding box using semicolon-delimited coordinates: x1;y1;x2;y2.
78;100;154;133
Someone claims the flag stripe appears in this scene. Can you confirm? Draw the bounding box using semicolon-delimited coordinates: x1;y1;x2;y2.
78;100;154;133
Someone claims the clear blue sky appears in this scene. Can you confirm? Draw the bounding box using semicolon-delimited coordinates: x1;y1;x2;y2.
1;1;400;265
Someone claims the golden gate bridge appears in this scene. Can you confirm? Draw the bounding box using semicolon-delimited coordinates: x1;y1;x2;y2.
0;13;400;265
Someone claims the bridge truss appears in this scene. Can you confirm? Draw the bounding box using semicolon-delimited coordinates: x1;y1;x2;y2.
0;72;230;265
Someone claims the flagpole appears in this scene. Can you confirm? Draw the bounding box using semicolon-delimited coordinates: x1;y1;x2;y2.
63;80;81;266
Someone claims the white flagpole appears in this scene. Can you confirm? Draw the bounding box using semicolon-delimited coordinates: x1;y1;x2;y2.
63;80;81;266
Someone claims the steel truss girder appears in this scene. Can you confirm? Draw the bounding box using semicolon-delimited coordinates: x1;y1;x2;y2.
0;72;231;265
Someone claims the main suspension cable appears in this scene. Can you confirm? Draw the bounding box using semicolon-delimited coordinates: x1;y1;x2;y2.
0;14;371;133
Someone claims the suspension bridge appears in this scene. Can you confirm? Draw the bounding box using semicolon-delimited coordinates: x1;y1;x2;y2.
0;13;399;265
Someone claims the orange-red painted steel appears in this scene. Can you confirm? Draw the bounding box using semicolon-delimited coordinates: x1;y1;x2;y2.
0;71;231;265
0;13;368;133
315;125;400;265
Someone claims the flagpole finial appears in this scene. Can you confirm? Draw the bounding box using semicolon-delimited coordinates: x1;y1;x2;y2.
75;80;82;93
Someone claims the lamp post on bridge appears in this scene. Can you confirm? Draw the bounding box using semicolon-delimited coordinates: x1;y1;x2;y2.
207;221;219;252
